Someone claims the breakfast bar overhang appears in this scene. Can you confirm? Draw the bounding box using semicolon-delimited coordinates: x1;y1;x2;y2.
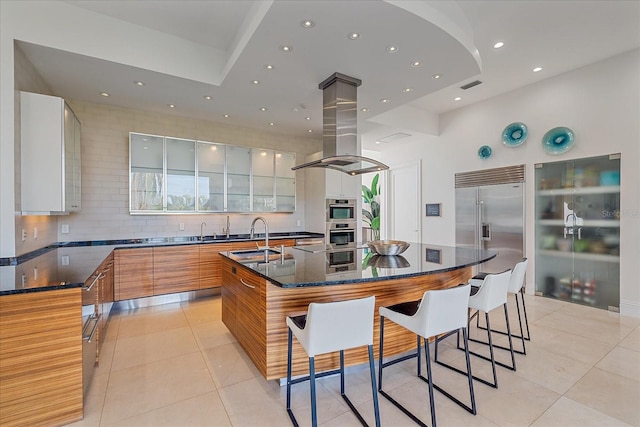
220;244;496;380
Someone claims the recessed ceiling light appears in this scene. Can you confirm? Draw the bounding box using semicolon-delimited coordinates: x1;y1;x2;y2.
348;32;360;40
361;108;368;112
269;122;274;126
301;20;315;28
134;81;145;86
432;74;442;79
493;41;505;49
402;88;413;93
410;61;422;67
375;140;381;144
281;45;293;52
454;97;462;101
99;92;109;97
533;67;542;72
386;45;398;53
252;80;260;85
224;114;229;118
203;95;212;100
210;146;217;151
305;117;311;120
259;107;267;111
265;64;274;70
379;98;389;103
308;129;313;133
168;104;175;108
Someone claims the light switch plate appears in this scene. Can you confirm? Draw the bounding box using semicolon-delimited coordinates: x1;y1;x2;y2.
179;223;185;231
61;224;69;234
21;229;26;241
61;255;70;266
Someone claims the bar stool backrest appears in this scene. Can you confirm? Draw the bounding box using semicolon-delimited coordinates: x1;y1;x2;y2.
468;270;511;312
301;296;375;357
417;284;472;338
508;258;528;294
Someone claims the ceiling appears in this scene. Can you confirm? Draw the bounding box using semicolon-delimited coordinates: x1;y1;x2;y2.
16;0;640;150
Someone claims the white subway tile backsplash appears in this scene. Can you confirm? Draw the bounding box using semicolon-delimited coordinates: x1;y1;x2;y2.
53;100;319;242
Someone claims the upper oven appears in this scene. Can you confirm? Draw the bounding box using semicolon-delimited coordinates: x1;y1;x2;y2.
326;198;356;222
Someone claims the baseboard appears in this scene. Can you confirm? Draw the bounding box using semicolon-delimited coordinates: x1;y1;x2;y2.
619;299;640;318
113;287;220;311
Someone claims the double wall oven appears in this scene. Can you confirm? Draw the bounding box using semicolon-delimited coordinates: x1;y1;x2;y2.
325;198;356;249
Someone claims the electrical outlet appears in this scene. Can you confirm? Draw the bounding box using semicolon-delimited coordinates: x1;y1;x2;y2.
34;227;38;239
179;223;185;231
61;224;69;234
33;267;38;280
21;229;26;241
61;255;70;266
296;220;301;227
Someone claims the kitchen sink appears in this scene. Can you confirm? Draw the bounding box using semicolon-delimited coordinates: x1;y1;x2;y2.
229;249;282;262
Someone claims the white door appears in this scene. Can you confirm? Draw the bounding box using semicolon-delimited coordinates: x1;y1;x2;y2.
388;161;421;243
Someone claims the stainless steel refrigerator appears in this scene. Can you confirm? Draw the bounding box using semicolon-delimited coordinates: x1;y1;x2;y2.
455;165;525;274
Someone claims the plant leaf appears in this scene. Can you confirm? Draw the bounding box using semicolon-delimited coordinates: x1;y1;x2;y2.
370;200;380;218
371;216;380;230
371;174;380;197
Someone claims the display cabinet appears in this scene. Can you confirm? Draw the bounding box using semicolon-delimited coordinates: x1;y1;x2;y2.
129;132;296;213
534;153;621;310
252;148;275;211
275;151;296;211
197;141;225;211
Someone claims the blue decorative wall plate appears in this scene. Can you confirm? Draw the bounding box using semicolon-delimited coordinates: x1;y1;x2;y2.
502;122;528;147
478;145;492;159
542;127;575;155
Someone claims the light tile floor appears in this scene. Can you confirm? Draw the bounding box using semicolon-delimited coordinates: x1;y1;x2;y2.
69;294;640;427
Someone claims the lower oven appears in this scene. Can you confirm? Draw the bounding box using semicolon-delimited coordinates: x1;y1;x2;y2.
326;221;356;249
326;248;357;273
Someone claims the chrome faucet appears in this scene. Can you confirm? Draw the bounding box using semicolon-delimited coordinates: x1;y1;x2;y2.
200;222;207;241
250;216;269;249
222;215;231;239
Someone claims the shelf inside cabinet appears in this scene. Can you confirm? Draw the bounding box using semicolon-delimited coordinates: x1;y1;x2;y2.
537;219;620;227
538;249;619;263
537;185;620;196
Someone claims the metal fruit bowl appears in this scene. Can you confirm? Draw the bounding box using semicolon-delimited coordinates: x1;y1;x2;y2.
367;240;410;256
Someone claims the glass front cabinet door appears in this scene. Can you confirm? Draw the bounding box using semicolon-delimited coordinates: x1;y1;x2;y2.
534;153;621;311
130;132;296;213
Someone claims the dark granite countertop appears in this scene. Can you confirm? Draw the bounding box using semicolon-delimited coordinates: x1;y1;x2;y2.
0;231;323;295
221;243;497;288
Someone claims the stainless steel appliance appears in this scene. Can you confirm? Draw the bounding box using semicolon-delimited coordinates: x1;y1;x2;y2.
326;198;356;222
326;221;356;248
326;248;357;273
455;165;525;274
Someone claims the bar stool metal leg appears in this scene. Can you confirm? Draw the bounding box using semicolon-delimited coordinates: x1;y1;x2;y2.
468;304;517;373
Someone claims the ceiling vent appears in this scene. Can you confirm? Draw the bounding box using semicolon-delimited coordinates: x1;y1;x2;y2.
377;132;411;144
460;80;483;90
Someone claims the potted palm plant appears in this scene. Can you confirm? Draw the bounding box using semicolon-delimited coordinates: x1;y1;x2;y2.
362;173;380;241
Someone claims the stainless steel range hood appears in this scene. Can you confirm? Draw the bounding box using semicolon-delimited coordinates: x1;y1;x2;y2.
292;73;389;176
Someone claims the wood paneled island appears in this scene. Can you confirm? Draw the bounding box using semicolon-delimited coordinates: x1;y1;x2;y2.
220;244;496;380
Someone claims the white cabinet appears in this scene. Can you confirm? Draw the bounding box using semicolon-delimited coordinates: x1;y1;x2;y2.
325;168;359;198
21;92;81;214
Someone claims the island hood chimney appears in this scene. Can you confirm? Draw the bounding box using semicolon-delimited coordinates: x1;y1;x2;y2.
292;73;389;175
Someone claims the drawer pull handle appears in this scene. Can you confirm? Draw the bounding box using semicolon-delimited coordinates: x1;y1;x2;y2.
83;272;104;292
240;278;255;289
82;314;101;343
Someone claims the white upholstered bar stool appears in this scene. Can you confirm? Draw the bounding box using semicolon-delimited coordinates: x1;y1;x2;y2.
285;296;380;427
378;285;476;427
451;270;514;388
470;258;530;354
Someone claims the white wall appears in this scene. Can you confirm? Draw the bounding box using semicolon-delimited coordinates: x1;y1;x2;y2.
377;49;640;317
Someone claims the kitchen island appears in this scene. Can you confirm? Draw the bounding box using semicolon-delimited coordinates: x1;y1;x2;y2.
220;243;496;380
